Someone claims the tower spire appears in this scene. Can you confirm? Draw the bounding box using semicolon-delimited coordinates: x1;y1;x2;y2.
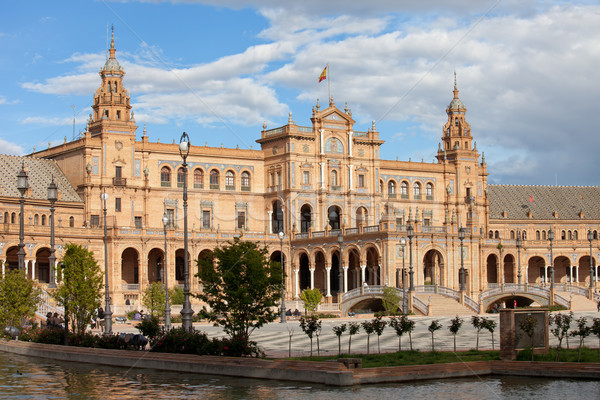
109;25;116;60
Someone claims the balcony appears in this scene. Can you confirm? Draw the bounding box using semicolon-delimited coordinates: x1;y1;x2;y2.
113;177;127;186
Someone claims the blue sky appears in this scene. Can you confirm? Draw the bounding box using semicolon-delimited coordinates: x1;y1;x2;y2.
1;0;599;185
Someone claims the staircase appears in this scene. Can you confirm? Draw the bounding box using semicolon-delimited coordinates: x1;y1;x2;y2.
556;291;598;312
414;293;475;316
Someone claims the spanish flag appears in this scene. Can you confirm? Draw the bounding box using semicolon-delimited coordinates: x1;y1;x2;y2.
319;66;327;83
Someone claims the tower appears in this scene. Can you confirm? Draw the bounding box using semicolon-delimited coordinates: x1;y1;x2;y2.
438;73;473;160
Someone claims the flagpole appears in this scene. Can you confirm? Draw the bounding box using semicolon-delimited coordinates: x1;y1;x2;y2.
327;64;331;103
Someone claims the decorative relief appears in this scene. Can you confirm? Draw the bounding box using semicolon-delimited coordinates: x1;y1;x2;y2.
303;144;310;153
325;137;343;154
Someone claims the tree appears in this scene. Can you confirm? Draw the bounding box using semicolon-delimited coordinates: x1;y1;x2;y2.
428;320;442;351
390;315;416;351
361;320;376;354
448;316;463;352
471;316;487;350
332;324;347;356
54;243;104;335
142;282;167;317
347;322;360;354
300;288;322;313
169;286;184;305
0;270;41;330
570;316;591;362
196;238;283;340
381;286;401;316
591;318;600;361
482;318;497;350
299;315;321;357
549;312;574;361
371;316;387;353
518;314;537;361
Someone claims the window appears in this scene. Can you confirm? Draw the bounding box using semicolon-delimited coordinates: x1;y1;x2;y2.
522;231;527;240
210;170;220;189
225;170;235;190
358;174;365;188
277;171;282;186
426;183;433;198
41;215;46;226
194;169;203;189
488;230;493;239
202;210;211;229
237;211;246;229
166;209;175;228
69;216;74;227
331;170;338;189
401;181;408;196
3;212;8;224
536;230;540;240
573;230;578;240
90;215;100;228
561;230;566;240
379;180;383;193
177;167;185;188
115;197;121;212
161;167;171;187
388;180;396;196
423;218;431;226
494;230;500;239
241;172;250;191
270;173;275;187
542;230;547;240
413;182;421;197
303;171;310;185
11;212;16;224
34;214;39;225
134;216;142;229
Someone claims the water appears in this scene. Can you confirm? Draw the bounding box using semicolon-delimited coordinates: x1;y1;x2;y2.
0;352;598;399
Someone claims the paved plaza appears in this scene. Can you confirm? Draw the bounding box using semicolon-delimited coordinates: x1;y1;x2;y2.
112;311;600;358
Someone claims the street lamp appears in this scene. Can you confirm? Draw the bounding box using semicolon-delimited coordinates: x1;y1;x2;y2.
16;162;28;271
407;224;415;291
47;177;58;287
179;132;194;332
101;191;113;334
516;230;522;285
588;230;595;289
337;234;344;295
458;226;466;291
163;213;171;330
548;228;554;290
279;231;286;323
400;238;407;315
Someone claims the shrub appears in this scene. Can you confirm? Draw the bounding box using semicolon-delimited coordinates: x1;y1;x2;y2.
35;327;67;345
136;316;161;344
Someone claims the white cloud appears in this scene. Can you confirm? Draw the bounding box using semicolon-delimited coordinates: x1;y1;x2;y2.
0;138;24;155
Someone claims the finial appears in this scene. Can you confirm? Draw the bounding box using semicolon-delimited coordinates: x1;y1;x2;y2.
329;96;334;106
143;124;147;136
344;102;349;113
482;152;486;164
372;120;376;131
454;70;457;89
262;121;267;130
316;98;320;111
33;146;36;152
473;141;477;151
288;111;293;124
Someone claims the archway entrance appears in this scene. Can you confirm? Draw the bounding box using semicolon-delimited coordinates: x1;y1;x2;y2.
486;254;498;284
423;249;444;286
527;256;546;285
121;248;139;286
299;253;310;290
300;205;311;233
147;248;164;284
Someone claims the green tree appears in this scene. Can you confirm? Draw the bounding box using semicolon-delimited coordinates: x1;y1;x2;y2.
169;286;184;305
142;282;167;317
347;322;360;354
482;318;497;350
471;315;487;350
300;288;322;313
381;286;401;316
54;244;104;335
591;318;600;361
518;314;538;361
332;323;347;356
448;316;463;352
299;315;321;357
428;319;442;351
570;316;591;362
196;238;282;340
361;320;376;354
371;316;387;353
0;269;42;330
549;312;574;361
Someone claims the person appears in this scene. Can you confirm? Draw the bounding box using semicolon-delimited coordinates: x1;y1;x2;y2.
293;309;301;317
53;313;64;329
285;309;292;316
97;307;105;332
513;300;517;309
134;310;141;320
45;312;53;327
597;299;600;312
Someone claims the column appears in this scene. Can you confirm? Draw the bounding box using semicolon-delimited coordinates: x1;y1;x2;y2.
310;267;315;289
544;265;549;284
31;260;36;281
268;211;273;234
320;162;325;189
575;266;579;283
319;129;324;154
360;264;366;284
0;259;4;277
294;268;299;299
325;267;331;297
348;131;353;157
349;165;354;191
343;266;348;293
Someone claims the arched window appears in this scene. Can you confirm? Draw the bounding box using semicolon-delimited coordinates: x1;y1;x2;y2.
561;230;566;240
3;212;8;224
488;230;493;239
194;169;203;189
34;214;39;225
210;170;220;189
225;170;235;190
388;180;396;196
413;182;421;197
69;216;75;227
272;200;284;233
379;180;383;193
494;230;500;239
177;167;186;188
568;230;572;240
300;204;311;233
11;212;16;224
331;170;338;189
426;182;433;198
522;231;527;240
510;230;514;239
400;181;408;196
542;230;547;240
160;166;171;187
241;171;250;191
536;230;540;240
41;215;47;226
594;230;598;240
573;230;578;240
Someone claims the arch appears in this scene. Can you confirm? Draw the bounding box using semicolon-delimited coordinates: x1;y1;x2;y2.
210;169;220;189
193;168;204;189
34;214;39;225
347;248;361;290
272;200;284;233
423;249;445;286
327;205;341;230
400;181;408;196
330;251;341;293
11;212;16;224
425;182;433;198
177;167;185;188
241;171;251;191
314;251;326;293
379;180;383;194
330;169;338;188
486;254;498;284
300;204;312;233
365;246;380;285
503;254;515;284
41;214;46;226
356;206;368;228
3;212;8;223
542;230;547;240
494;230;500;239
69;216;75;227
4;246;19;271
35;247;51;283
527;256;546;285
554;255;570;284
413;181;421;197
387;180;396;196
299;252;310;291
160;166;171;187
175;249;190;283
147;248;164;284
121;247;140;285
225;170;235;190
488;230;493;239
578;254;596;285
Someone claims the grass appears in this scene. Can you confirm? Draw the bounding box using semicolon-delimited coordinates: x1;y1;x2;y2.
289;349;500;368
517;347;600;363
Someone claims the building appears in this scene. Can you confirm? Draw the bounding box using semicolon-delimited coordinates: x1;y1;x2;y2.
1;34;598;315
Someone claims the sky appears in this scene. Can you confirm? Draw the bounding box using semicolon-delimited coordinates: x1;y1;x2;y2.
1;0;599;186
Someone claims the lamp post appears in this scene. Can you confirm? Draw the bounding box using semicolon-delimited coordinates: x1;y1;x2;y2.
47;178;58;287
516;230;522;285
407;224;415;291
101;191;113;334
16;162;28;272
588;230;595;289
548;228;554;290
400;238;407;315
179;132;194;332
337;233;344;295
163;213;171;330
458;227;466;291
279;231;286;323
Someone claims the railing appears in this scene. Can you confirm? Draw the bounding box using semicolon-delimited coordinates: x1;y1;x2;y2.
295;232;309;239
415;285;436;293
412;296;429;315
421;226;447;233
113;177;127;186
36;288;64;319
328;229;341;237
438;286;460;300
122;284;140;291
463;295;479;312
554;292;570;308
555;284;589;297
318;303;340;312
341;285;384;302
364;225;379;233
313;231;325;237
344;228;358;235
